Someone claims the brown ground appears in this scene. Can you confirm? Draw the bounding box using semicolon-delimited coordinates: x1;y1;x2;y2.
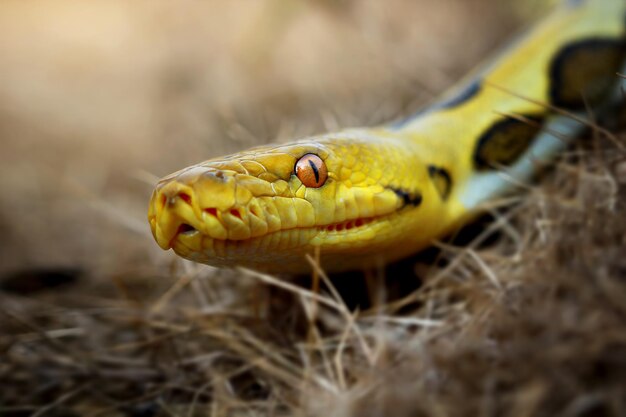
1;1;625;416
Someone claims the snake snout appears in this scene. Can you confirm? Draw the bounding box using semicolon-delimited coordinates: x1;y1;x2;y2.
148;182;203;250
149;169;245;251
168;192;200;237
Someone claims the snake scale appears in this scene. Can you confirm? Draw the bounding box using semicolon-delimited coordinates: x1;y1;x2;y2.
149;0;626;273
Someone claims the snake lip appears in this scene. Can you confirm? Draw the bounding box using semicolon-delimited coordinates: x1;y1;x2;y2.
180;214;388;245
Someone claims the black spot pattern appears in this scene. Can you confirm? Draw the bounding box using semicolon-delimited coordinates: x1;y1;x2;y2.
474;115;544;170
391;188;423;207
427;165;453;200
549;38;626;110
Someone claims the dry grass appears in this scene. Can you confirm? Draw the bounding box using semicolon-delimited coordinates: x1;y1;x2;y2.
1;1;626;416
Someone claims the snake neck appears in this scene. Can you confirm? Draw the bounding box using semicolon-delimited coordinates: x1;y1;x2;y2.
389;0;626;210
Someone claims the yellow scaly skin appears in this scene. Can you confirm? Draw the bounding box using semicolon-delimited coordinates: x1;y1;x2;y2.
149;0;626;273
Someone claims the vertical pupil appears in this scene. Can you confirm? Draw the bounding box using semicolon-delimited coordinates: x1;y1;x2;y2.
308;159;320;183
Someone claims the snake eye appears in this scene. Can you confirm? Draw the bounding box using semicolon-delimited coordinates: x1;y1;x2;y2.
295;154;327;188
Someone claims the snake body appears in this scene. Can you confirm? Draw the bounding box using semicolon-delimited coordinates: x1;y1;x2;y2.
149;0;626;273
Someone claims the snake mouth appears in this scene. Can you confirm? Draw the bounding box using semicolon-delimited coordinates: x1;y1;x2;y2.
171;223;199;246
168;213;393;256
155;223;196;250
178;223;198;234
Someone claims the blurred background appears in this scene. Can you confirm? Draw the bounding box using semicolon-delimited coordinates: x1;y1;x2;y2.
0;0;534;277
10;2;626;416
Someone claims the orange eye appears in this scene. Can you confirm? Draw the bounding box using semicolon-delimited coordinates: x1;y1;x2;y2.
295;154;327;188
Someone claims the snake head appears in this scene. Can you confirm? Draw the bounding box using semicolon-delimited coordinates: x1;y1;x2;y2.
148;130;453;272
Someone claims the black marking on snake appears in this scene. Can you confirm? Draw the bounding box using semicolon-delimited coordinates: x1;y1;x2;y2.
439;80;482;110
549;38;626;110
308;159;320;182
389;80;482;129
474;115;545;170
427;165;452;200
391;188;423;207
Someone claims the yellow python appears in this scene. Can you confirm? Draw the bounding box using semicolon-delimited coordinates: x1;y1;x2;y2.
149;0;626;273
